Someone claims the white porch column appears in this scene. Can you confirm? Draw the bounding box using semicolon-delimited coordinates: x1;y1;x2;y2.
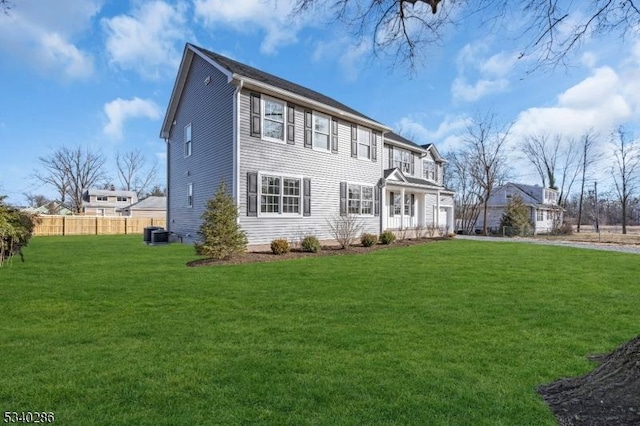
400;187;405;230
436;190;441;227
380;185;386;232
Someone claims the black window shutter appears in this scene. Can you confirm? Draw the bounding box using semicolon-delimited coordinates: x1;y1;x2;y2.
351;124;357;158
340;181;347;216
304;110;312;148
389;191;394;217
250;94;261;138
331;118;338;153
374;186;380;217
287;104;295;145
303;178;311;216
371;131;378;162
247;172;258;216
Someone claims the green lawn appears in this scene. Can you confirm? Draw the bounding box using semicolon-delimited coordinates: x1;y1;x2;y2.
1;236;638;425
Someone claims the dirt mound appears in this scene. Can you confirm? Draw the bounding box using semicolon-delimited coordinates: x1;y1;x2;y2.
538;336;640;425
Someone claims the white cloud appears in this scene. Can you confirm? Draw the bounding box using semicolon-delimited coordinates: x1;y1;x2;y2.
395;115;470;152
103;97;162;140
313;37;372;81
512;66;639;140
102;1;191;80
451;41;518;102
0;0;100;79
194;0;309;54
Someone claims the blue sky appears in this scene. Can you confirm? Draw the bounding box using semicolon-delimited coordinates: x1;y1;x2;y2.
1;0;639;206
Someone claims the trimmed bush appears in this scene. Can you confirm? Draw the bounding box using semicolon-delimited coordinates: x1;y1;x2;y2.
301;235;321;253
270;238;290;255
360;233;378;247
379;230;396;245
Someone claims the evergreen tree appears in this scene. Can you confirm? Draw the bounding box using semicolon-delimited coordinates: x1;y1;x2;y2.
195;182;247;260
499;195;532;236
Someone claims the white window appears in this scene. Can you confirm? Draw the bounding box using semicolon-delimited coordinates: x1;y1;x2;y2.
348;184;374;215
393;148;413;174
404;194;413;216
393;193;402;216
184;124;192;157
358;127;371;159
423;159;436;181
263;97;285;142
536;210;543;221
187;183;193;208
116;196;128;202
260;174;301;215
312;113;330;151
96;195;108;202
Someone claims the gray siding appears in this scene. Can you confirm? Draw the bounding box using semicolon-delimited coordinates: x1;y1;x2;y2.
238;89;382;245
167;55;235;242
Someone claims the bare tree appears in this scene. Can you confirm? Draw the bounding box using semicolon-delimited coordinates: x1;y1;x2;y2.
23;193;50;209
290;1;640;69
1;0;13;15
34;146;107;214
610;127;640;234
115;150;159;197
576;130;598;232
446;149;482;234
463;111;512;235
521;133;560;189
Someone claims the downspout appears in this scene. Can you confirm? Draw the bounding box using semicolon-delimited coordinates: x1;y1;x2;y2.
233;80;244;222
164;137;170;233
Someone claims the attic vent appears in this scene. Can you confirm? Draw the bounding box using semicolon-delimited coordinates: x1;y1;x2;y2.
204;76;211;85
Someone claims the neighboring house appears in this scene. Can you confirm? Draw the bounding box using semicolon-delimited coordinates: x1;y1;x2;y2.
475;182;563;234
82;189;138;216
22;201;73;216
118;196;167;218
160;43;454;245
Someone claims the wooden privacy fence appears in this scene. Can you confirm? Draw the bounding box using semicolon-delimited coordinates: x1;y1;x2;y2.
34;216;167;236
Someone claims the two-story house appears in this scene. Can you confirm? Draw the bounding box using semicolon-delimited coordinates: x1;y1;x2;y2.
160;43;453;245
82;189;138;216
475;182;563;234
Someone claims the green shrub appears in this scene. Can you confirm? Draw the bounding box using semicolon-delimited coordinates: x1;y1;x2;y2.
0;196;39;265
270;238;290;255
301;235;321;253
195;182;247;260
360;233;378;247
379;230;396;245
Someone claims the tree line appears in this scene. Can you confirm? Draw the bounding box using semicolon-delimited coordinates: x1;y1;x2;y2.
28;147;164;214
442;114;640;235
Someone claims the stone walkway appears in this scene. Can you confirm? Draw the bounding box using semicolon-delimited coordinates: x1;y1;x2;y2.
456;235;640;255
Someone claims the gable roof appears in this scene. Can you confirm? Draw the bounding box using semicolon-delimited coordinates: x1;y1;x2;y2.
161;44;390;138
85;189;137;198
119;196;166;211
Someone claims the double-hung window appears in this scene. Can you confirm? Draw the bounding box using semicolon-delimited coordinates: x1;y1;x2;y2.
393;148;413;174
393;193;402;216
187;183;193;208
423;159;436;181
263;98;285;142
116;196;128;202
357;127;371;159
184;124;192;157
313;113;330;151
96;195;108;202
260;174;301;215
404;194;414;216
348;184;373;215
536;210;543;221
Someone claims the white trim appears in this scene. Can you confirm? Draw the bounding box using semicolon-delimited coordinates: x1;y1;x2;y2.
261;95;287;144
346;181;375;217
233;80;243;218
184;123;192;157
312;111;331;153
356;126;372;160
257;172;304;218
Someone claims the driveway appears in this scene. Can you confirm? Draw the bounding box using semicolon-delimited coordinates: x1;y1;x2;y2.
455;235;640;255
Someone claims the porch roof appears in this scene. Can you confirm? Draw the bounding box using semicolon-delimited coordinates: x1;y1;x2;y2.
383;168;453;193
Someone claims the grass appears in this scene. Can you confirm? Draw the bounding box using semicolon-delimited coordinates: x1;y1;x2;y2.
1;236;639;425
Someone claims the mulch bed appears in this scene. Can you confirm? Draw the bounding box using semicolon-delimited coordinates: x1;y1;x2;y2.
537;336;640;425
187;237;449;267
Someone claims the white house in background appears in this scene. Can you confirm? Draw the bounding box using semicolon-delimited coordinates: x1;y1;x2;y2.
160;43;454;245
81;189;137;216
475;182;563;234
